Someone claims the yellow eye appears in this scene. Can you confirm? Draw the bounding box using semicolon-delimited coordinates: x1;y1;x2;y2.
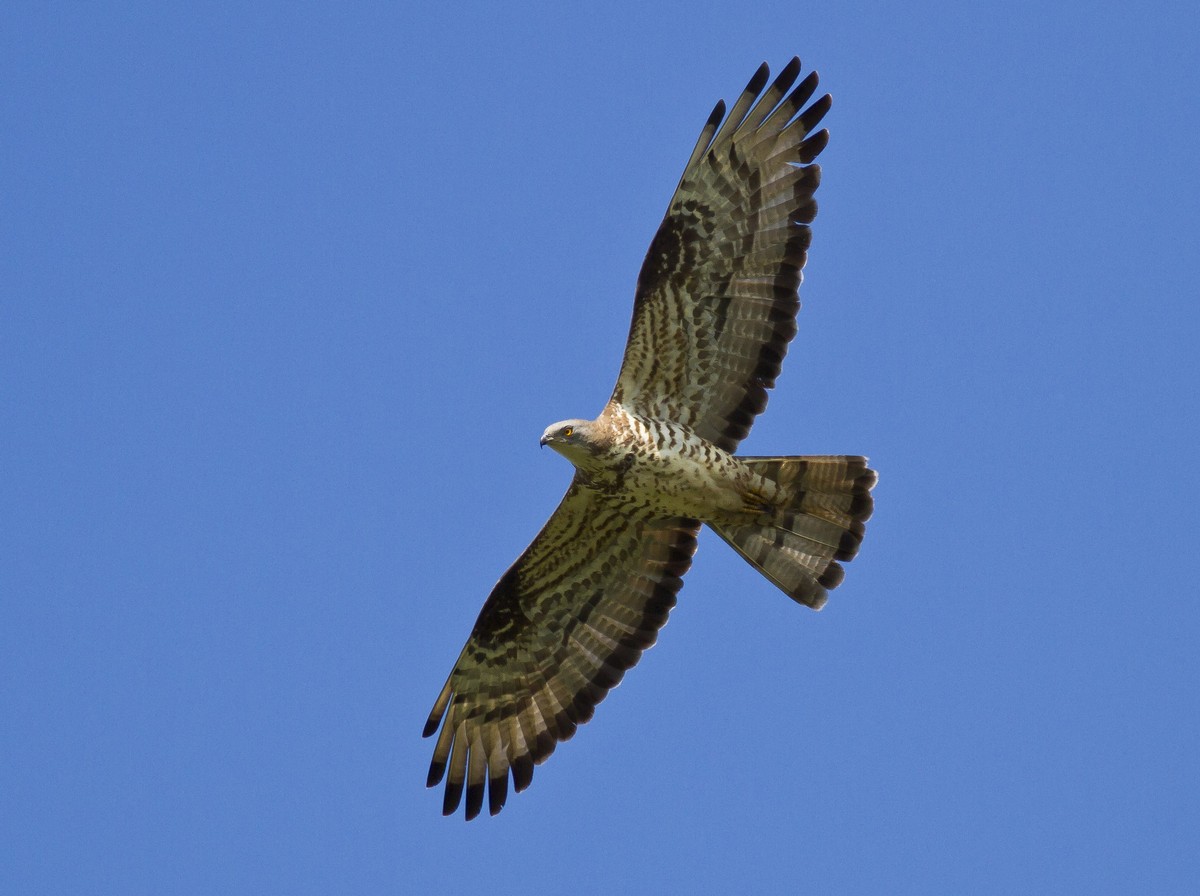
563;427;574;438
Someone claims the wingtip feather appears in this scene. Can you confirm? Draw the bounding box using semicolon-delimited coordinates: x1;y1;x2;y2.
465;780;485;821
749;61;771;93
488;771;509;816
442;778;464;817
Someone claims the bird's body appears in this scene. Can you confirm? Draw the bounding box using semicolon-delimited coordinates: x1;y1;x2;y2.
424;58;876;820
542;407;770;521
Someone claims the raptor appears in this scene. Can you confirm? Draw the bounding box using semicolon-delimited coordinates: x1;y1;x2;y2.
424;58;876;820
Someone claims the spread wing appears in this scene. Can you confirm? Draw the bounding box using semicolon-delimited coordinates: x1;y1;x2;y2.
611;57;830;452
423;482;699;819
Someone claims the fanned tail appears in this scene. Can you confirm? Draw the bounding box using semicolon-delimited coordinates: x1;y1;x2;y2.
710;456;876;609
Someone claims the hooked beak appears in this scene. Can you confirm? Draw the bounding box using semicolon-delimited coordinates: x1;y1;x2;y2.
539;434;551;448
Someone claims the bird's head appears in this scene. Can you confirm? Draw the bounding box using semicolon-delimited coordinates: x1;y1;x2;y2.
539;418;600;466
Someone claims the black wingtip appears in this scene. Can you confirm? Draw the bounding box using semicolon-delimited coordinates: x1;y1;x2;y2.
778;56;802;85
511;754;534;793
799;94;832;134
426;758;447;789
798;128;829;164
421;715;440;739
488;772;509;817
707;98;726;128
442;779;464;817
465;780;485;821
746;61;771;96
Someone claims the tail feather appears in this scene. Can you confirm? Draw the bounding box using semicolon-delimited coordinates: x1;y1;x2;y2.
711;456;876;609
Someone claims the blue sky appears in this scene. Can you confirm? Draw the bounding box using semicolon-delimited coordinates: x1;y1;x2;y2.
4;1;1199;893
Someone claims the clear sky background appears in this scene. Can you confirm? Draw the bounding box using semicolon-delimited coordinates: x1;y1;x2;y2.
4;2;1199;893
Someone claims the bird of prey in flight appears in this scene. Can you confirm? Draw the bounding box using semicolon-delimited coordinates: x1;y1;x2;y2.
424;57;876;820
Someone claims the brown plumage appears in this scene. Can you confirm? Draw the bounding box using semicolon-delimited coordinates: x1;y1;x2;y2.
424;58;876;820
